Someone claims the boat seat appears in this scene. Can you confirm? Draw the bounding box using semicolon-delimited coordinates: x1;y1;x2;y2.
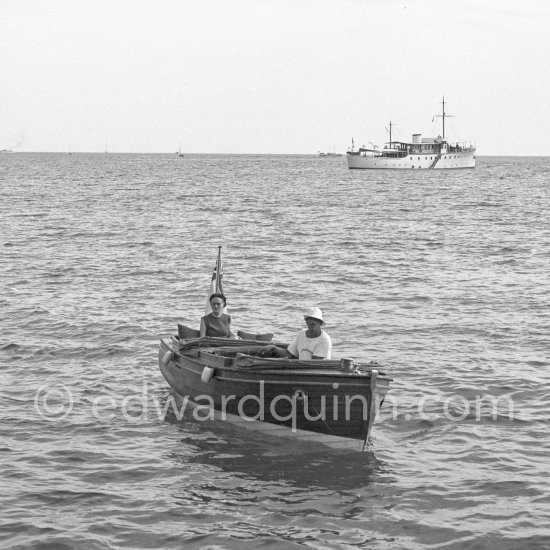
178;324;200;339
237;330;273;342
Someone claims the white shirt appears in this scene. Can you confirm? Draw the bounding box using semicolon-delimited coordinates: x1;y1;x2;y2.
288;329;332;360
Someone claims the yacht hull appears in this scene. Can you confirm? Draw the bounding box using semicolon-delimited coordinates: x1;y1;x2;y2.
347;150;476;169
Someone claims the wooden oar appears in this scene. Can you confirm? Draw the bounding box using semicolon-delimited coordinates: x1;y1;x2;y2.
199;345;268;355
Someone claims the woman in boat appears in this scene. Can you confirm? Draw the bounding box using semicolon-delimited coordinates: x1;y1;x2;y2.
200;293;237;338
260;307;332;359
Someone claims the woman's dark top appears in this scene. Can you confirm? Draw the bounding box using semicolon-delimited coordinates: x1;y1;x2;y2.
201;312;232;337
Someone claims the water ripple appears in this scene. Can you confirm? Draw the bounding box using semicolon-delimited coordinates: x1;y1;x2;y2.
1;153;549;549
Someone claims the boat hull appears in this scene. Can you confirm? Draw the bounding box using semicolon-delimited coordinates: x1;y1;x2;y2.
347;150;475;169
158;338;391;450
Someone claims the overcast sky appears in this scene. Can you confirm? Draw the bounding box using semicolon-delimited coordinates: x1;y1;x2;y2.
2;0;549;155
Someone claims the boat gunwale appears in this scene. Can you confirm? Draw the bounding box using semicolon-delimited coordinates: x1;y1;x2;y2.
160;337;392;381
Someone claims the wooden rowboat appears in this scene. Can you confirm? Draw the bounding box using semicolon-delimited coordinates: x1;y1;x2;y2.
158;333;392;451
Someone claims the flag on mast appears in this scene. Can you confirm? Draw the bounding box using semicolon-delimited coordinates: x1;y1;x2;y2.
205;246;226;315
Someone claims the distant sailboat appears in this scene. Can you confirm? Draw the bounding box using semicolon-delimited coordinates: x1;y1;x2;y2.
177;144;184;157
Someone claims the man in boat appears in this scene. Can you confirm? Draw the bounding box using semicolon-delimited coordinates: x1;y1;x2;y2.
260;307;332;360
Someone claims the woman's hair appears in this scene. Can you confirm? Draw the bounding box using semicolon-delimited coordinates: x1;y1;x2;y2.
209;293;227;306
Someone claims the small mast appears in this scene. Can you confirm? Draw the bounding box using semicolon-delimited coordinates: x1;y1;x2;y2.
215;245;222;293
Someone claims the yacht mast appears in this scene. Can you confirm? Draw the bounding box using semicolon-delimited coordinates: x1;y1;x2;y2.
434;96;453;139
442;97;446;138
386;121;394;147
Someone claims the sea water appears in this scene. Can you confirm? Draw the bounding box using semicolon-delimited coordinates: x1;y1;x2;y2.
1;153;549;549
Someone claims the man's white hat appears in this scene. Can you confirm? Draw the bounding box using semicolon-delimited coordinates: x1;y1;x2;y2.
304;307;325;325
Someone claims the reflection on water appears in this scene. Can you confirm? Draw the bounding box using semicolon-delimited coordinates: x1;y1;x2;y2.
162;397;391;491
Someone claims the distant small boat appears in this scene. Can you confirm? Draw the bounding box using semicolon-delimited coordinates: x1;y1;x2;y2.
177;144;184;157
318;147;342;158
347;97;476;170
